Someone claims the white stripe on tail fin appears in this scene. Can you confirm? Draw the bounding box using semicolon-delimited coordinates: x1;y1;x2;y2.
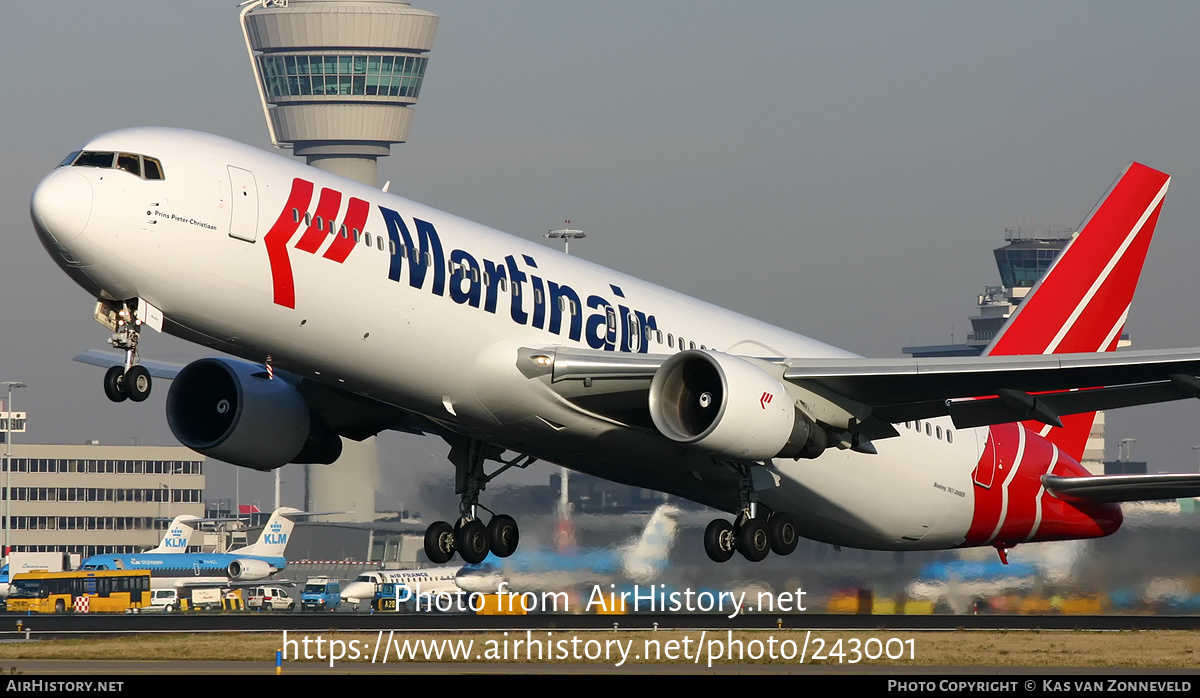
984;162;1171;463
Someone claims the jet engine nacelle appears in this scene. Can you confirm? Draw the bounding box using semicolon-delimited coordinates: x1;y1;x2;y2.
166;358;342;471
227;558;276;581
648;350;826;460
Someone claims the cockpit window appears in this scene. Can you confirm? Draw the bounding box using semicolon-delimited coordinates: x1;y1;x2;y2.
67;150;165;181
143;157;164;180
117;153;141;177
73;151;115;169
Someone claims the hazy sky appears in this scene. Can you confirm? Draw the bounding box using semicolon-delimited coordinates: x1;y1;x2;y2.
4;2;1200;508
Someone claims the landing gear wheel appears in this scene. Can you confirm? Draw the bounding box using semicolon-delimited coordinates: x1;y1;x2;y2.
124;365;152;402
738;518;770;562
424;520;455;564
456;519;490;564
488;514;519;558
769;513;798;555
103;366;127;403
704;519;736;563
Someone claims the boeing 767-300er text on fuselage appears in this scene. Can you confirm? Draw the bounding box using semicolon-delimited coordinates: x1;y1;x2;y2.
30;129;1200;565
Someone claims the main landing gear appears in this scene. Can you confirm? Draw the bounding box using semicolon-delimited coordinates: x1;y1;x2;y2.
423;437;535;565
97;300;152;403
703;462;799;563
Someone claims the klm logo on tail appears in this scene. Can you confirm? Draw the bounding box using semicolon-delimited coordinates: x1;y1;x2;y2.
163;528;188;549
262;521;288;546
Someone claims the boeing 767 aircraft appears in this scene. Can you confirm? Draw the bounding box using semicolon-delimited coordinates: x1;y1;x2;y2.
30;129;1200;566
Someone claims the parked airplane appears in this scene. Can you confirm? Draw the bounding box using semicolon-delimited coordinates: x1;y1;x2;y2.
454;503;682;594
80;506;300;588
31;129;1200;568
340;566;463;608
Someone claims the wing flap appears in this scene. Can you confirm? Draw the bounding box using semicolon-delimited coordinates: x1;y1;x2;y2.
945;380;1199;429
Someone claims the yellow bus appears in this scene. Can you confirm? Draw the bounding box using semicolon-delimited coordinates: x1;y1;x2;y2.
7;570;151;613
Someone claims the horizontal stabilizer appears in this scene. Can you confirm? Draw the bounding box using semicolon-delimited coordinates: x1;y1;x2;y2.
1043;473;1200;503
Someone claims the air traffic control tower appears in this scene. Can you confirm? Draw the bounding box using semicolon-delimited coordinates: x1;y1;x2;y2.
238;0;438;522
239;0;438;187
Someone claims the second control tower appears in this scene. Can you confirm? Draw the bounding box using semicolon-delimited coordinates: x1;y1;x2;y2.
240;0;438;186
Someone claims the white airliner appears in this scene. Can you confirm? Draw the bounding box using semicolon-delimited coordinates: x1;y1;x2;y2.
30;128;1200;568
341;566;463;608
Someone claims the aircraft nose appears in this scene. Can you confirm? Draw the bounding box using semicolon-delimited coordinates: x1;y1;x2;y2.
30;168;92;245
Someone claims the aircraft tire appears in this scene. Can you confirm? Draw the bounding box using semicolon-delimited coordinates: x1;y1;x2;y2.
769;513;798;555
488;515;519;557
456;520;491;565
738;518;770;562
104;366;127;403
424;521;455;564
124;365;152;402
703;519;735;563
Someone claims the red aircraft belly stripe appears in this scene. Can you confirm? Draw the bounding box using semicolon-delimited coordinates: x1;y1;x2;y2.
322;197;370;263
263;178;314;309
293;187;343;255
966;423;1018;546
993;430;1054;544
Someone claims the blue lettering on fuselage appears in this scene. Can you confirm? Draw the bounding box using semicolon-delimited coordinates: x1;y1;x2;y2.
377;205;657;352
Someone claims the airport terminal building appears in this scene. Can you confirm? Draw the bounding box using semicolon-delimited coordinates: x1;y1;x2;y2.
1;443;204;558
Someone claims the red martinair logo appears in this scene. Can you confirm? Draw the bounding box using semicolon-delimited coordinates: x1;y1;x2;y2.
264;178;368;309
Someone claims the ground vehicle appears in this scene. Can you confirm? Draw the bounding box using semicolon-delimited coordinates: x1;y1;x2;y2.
150;587;223;612
372;582;411;612
248;586;294;611
301;577;341;611
6;570;150;613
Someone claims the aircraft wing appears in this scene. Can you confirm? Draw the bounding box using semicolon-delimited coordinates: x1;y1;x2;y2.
537;346;1200;431
74;350;184;379
781;347;1200;428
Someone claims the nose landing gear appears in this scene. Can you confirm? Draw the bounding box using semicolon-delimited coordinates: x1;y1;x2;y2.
96;299;154;403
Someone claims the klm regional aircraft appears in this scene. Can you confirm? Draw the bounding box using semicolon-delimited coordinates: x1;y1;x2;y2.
81;507;299;588
31;128;1200;568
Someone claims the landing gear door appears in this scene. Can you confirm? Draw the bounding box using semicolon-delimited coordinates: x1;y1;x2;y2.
227;165;259;243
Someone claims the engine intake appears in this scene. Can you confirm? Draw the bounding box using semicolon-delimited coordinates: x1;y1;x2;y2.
166;358;341;470
648;350;826;460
